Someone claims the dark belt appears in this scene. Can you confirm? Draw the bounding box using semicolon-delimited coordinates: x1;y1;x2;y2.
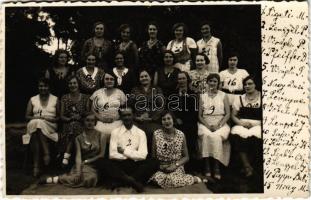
221;88;244;95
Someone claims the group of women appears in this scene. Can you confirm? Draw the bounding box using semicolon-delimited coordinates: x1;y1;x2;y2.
24;21;262;190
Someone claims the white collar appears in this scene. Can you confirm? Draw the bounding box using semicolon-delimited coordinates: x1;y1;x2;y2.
83;67;98;80
113;67;129;85
119;124;137;135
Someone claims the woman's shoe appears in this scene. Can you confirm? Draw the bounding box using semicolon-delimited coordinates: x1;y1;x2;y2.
244;166;254;177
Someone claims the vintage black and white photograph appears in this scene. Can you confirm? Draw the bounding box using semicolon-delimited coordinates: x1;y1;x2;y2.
5;3;263;195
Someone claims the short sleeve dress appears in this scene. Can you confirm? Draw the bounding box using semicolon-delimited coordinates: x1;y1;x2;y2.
151;129;195;188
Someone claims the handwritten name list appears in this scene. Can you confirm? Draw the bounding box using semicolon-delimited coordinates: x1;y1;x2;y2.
261;2;309;197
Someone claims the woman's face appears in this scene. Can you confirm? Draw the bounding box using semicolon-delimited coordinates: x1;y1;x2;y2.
38;82;49;95
177;73;188;87
121;27;130;41
84;114;96;130
139;71;151;86
244;79;256;93
201;24;211;38
162;113;174;129
94;24;104;38
86;55;96;67
148;24;158;38
163;52;174;66
68;78;79;93
207;77;219;90
58;53;68;66
195;55;206;70
104;73;115;88
174;26;184;40
115;53;124;67
228;56;238;69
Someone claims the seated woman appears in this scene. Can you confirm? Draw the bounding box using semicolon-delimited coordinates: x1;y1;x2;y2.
112;52;136;94
45;49;75;98
24;78;59;177
189;53;210;94
76;54;105;95
59;75;90;166
154;50;181;97
89;72;126;140
198;73;230;180
172;71;198;162
40;112;106;187
231;76;262;177
150;111;201;188
129;69;164;154
81;21;113;69
167;23;197;72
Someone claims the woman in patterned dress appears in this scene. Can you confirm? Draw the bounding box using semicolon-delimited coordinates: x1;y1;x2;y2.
198;73;231;180
231;76;262;177
76;54;105;95
189;53;210;94
81;21;113;69
139;22;165;76
24;78;60;177
40;113;106;188
45;49;75;98
59;75;90;167
151;111;201;188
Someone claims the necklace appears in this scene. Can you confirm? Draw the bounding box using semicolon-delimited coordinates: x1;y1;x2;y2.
147;39;157;48
246;91;259;101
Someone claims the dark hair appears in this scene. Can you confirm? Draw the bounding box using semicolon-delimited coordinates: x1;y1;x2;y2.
53;49;70;66
38;77;50;87
118;104;134;117
242;75;257;89
199;20;212;29
102;70;118;88
85;53;97;62
66;75;80;90
138;68;152;85
146;21;159;32
163;50;176;65
227;51;239;59
93;21;105;33
82;112;97;124
195;53;210;65
177;71;191;88
172;22;188;37
119;24;131;34
206;73;221;89
160;110;177;127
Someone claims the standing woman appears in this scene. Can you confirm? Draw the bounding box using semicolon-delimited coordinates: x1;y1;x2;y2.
151;111;201;188
231;76;262;177
154;50;181;97
40;113;106;188
198;73;231;180
81;21;113;70
76;54;105;95
189;53;210;94
45;49;75;98
139;22;166;76
197;21;223;73
59;75;90;166
112;52;136;94
89;72;126;140
25;78;60;177
115;24;139;73
167;23;197;72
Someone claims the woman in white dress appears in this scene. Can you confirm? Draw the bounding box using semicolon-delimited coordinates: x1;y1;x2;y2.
167;23;197;72
89;72;126;141
231;76;262;177
25;78;60;177
198;73;230;180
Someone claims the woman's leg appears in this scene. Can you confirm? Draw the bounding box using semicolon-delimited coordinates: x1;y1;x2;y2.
30;131;40;177
240;152;253;177
62;135;74;166
38;130;50;166
204;157;211;177
213;159;221;180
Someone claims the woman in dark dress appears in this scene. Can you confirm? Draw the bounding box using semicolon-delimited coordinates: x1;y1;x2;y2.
81;21;113;70
45;49;75;98
111;52;136;94
114;24;139;73
139;22;165;76
154;50;181;97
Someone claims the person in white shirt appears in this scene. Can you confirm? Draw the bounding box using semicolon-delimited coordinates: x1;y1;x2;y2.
93;106;159;193
219;52;249;105
167;23;197;72
197;21;223;73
